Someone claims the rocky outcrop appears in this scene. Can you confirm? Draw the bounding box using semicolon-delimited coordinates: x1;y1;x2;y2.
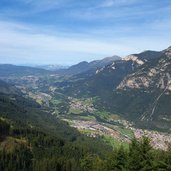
123;55;144;65
117;47;171;92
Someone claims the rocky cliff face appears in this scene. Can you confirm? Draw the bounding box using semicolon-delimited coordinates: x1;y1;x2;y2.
106;47;171;130
117;47;171;92
57;46;171;131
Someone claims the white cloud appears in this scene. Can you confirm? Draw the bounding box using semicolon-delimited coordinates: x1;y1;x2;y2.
0;20;171;64
0;21;134;64
0;22;117;53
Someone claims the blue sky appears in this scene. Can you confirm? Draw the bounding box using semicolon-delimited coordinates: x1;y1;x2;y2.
0;0;171;65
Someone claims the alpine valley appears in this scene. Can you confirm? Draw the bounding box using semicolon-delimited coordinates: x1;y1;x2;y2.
1;47;171;170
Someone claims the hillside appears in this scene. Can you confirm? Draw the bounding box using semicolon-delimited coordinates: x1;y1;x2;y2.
57;50;162;97
1;49;171;170
0;81;171;171
55;47;171;131
57;56;121;75
109;47;171;130
0;80;112;170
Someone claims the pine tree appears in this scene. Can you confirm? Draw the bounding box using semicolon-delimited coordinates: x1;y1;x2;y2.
107;146;128;171
129;136;154;171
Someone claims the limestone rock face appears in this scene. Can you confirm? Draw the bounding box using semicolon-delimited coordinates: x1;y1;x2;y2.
117;47;171;92
123;55;144;65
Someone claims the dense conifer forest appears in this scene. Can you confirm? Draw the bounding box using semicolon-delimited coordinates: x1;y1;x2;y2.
1;118;171;171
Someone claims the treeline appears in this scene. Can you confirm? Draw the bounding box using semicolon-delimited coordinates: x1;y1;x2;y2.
1;119;171;171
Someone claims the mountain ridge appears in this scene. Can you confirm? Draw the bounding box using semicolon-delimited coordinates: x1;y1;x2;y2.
57;55;121;75
55;46;171;131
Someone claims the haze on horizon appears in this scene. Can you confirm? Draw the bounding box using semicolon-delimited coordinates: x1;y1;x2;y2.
0;0;171;65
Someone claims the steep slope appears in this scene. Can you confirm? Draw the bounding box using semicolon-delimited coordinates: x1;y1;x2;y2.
57;56;121;75
132;50;163;61
0;80;45;125
106;47;171;130
58;60;135;98
56;48;170;131
58;51;161;98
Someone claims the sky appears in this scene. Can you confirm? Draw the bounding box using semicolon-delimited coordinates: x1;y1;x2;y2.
0;0;171;65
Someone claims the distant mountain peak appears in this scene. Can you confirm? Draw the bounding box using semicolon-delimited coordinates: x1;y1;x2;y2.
102;55;121;61
57;55;121;75
78;61;89;64
122;50;163;63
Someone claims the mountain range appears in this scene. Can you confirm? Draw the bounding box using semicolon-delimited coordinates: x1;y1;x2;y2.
56;46;171;131
0;47;171;132
57;55;121;75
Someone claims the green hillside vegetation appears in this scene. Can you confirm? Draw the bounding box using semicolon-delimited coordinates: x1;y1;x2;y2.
54;48;171;132
1;47;171;170
1;118;171;171
0;85;112;170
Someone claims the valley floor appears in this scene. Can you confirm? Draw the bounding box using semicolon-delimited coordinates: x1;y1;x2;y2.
63;118;171;150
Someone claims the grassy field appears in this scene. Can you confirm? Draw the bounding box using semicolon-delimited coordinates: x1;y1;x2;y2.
102;135;129;150
114;127;134;139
